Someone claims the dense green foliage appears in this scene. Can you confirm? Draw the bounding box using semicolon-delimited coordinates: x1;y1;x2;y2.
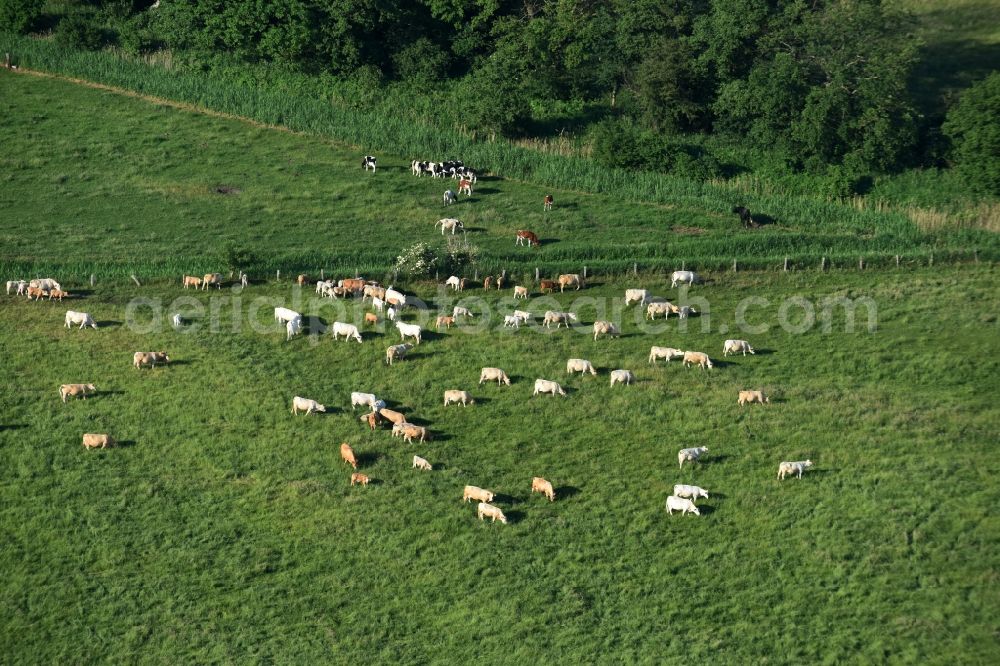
0;0;41;34
943;72;1000;196
0;71;994;283
11;0;928;174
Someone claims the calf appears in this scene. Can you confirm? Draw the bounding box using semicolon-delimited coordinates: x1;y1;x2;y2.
436;218;464;235
458;178;473;196
385;343;413;365
443;189;457;205
412;455;433;471
48;289;69;301
732;205;754;228
364;312;378;326
539;280;557;294
182;275;203;289
543;194;553;211
351;472;370;486
362;155;377;173
513;285;528;299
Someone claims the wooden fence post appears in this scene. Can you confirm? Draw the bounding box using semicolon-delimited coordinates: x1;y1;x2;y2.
929;253;934;267
130;274;142;287
732;259;738;273
895;255;900;268
277;270;281;282
583;266;587;279
535;267;540;282
820;257;826;271
974;250;979;264
783;257;789;272
320;269;324;280
633;262;637;276
681;260;686;271
859;257;864;270
90;274;95;287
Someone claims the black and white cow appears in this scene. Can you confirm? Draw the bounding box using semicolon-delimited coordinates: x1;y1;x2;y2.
732;206;754;228
362;155;377;173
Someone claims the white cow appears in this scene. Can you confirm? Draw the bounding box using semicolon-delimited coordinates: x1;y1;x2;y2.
31;278;61;292
351;392;379;411
64;311;97;330
172;313;184;329
445;275;462;291
649;346;684;364
503;315;525;328
593;320;620;341
566;359;597;376
513;310;533;321
387;306;396;322
665;495;700;516
543;311;577;329
723;339;755;356
678;446;709;469
646;302;674;320
609;369;634;386
625;289;649;306
479;368;511;386
274;307;302;325
533;379;567;397
673;484;709;502
6;280;25;295
670;270;699;287
332;321;363;343
778;460;814;480
452;306;473;318
397;321;422;344
443;190;457;206
286;317;302;341
384;288;406;308
291;396;326;415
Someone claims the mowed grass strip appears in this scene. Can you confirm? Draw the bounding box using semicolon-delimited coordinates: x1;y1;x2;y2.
0;268;998;662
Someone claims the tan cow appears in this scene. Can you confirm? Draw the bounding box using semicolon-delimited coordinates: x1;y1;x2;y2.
738;390;769;406
513;285;528;299
558;274;583;292
82;433;114;449
202;273;224;290
60;383;96;402
341;278;365;294
477;502;507;524
340;442;358;469
531;477;556;502
350;472;370;486
297;274;308;286
682;351;713;369
48;289;70;301
436;315;455;330
483;275;493;290
463;485;495;503
26;286;47;300
444;390;474;406
401;424;429;443
379;408;407;426
360;411;380;430
133;351;170;369
593;320;620;341
182;275;202;289
412;455;432;471
385;343;413;365
364;312;378;326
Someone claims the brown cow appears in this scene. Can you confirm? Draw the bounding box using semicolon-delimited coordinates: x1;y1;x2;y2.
515;230;540;247
364;312;378;326
496;274;506;290
48;289;70;301
360;412;380;430
543;195;553;211
340;442;358;469
350;472;370;486
342;278;365;294
539;279;557;294
134;351;170;369
436;315;455;330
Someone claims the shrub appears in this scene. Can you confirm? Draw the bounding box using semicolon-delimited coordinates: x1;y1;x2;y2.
394;242;439;277
0;0;41;34
55;14;108;52
943;73;1000;196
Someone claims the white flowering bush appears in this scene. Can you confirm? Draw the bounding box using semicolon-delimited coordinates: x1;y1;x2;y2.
394;242;440;277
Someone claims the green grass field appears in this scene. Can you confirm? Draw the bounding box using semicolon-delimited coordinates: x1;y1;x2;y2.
1;69;999;662
2;268;999;662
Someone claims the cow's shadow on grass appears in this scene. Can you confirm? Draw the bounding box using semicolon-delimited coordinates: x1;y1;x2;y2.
96;320;122;328
98;390;126;398
68;289;94;298
166;359;193;367
491;493;517;505
428;431;451;443
703;454;730;466
750;213;776;227
502;510;525;524
0;424;29;432
693;504;716;516
473;187;499;195
356;451;382;467
114;440;138;448
555;485;581;500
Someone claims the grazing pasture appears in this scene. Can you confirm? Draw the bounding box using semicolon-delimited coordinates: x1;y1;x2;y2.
0;268;997;662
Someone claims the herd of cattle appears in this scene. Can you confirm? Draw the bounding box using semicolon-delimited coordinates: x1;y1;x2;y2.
10;259;815;526
9;155;809;524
